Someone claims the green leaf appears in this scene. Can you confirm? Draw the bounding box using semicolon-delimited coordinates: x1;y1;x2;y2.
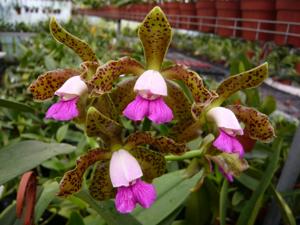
67;212;85;225
236;138;282;225
133;170;204;225
34;181;59;224
0;202;18;225
0;141;75;185
138;6;172;70
216;63;268;103
56;124;69;142
50;17;98;62
270;185;296;225
232;191;245;206
0;99;34;113
220;180;228;225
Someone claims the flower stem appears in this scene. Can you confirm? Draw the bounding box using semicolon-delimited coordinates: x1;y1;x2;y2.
165;149;204;161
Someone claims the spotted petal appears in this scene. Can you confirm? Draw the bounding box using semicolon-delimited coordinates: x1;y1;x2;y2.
227;105;275;142
162;65;216;118
88;57;145;95
138;6;172;70
129;147;166;182
216;63;268;103
125;132;187;155
50;17;98;62
28;69;78;101
86;107;122;143
89;161;115;201
80;61;100;81
58;149;111;197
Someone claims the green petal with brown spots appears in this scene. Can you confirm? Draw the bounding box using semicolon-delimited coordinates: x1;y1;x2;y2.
80;61;100;81
216;63;268;102
50;17;98;62
110;77;137;115
92;94;118;120
89;161;115;201
165;80;196;141
58;149;111;197
162;65;217;118
227;105;275;142
28;69;78;101
86;107;122;142
207;153;249;177
129;147;166;183
125;132;187;155
138;6;172;70
88;57;145;95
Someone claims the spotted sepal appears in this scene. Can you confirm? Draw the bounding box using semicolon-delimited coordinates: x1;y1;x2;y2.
58;149;111;197
216;63;268;102
138;6;172;70
50;17;98;62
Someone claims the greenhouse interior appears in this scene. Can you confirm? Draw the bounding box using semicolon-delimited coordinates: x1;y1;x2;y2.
1;0;300;225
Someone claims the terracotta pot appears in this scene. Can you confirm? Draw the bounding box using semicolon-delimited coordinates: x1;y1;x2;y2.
196;0;216;33
180;2;197;30
275;0;300;48
164;2;181;28
216;0;240;37
241;0;276;41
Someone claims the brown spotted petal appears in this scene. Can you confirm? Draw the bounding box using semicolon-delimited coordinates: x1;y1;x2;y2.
165;80;196;141
138;6;172;70
162;65;216;118
207;153;249;177
89;161;115;201
86;107;122;142
28;69;78;101
50;17;98;62
129;147;166;183
216;63;268;102
125;132;187;155
88;57;145;95
110;77;137;115
227;105;275;142
58;149;111;197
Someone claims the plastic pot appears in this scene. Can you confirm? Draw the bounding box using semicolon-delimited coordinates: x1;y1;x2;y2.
275;0;300;47
241;0;276;41
216;0;240;37
196;0;216;33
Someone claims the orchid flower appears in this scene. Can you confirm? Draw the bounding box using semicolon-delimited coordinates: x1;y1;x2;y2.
87;7;215;126
45;75;88;121
207;107;244;158
28;17;99;122
110;149;156;213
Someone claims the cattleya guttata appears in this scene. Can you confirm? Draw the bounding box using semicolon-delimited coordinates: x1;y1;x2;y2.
28;7;275;213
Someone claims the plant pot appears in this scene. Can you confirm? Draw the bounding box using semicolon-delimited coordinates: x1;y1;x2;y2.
164;2;181;28
241;0;276;41
274;0;300;48
180;2;197;30
216;0;240;37
196;0;216;33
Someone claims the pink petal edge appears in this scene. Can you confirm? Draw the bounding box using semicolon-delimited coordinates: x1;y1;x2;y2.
45;97;79;121
115;186;137;214
123;95;149;121
131;179;156;208
148;97;173;124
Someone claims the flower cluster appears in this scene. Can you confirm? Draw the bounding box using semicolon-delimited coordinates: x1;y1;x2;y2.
29;7;275;214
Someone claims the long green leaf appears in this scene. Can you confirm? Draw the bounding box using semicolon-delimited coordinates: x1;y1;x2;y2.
220;180;228;225
0;141;75;185
0;99;34;113
34;181;59;224
270;185;296;225
237;138;282;225
133;170;204;225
